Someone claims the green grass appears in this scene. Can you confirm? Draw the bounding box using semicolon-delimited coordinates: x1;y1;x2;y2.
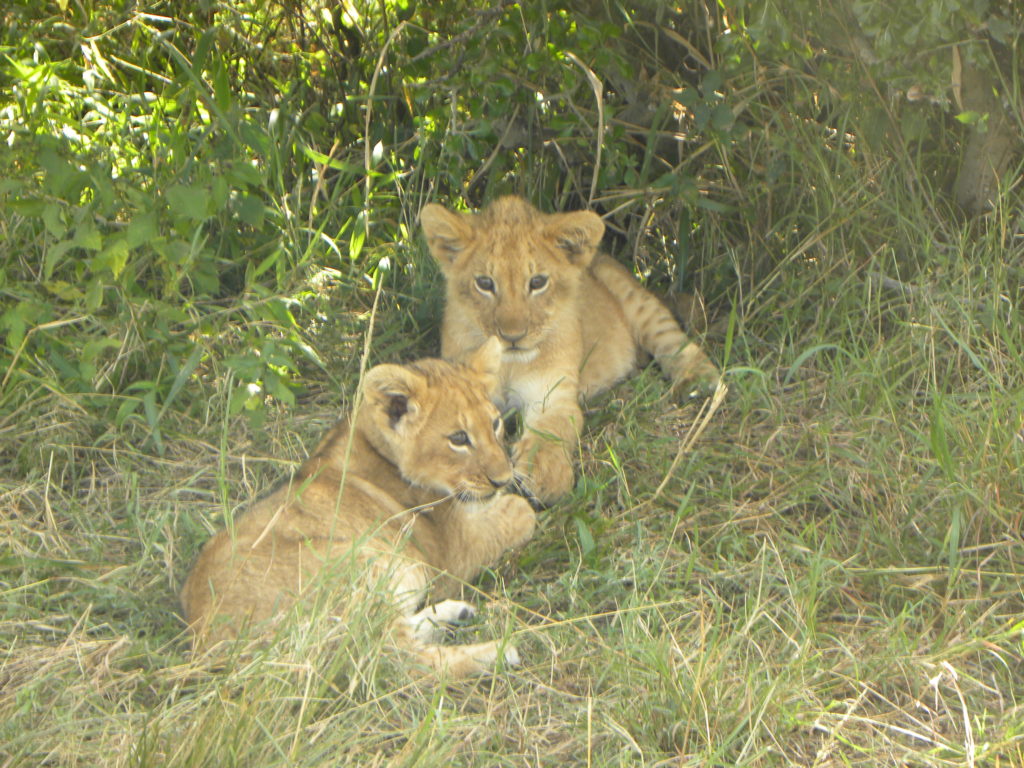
3;3;1023;765
3;200;1023;766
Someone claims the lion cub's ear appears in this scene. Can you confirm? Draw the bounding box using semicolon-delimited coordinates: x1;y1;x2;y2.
420;203;473;267
467;336;503;396
363;364;425;432
544;210;605;266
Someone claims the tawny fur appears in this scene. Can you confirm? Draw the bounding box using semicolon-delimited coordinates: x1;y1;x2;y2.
420;196;720;504
180;338;536;678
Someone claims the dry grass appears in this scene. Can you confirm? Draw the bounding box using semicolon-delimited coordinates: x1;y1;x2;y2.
3;226;1022;766
2;8;1023;760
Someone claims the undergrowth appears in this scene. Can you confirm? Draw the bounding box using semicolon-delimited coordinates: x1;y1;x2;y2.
2;2;1022;766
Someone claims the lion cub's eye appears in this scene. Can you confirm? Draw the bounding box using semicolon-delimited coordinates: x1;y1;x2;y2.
448;430;471;448
475;276;495;293
492;417;502;436
528;274;548;292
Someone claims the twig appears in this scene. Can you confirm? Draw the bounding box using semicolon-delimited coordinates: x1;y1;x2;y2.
564;51;605;208
866;270;923;300
646;380;728;508
407;3;513;65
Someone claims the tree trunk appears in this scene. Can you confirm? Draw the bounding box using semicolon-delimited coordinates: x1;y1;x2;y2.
953;58;1019;216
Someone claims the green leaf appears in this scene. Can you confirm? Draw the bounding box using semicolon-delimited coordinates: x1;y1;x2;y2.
291;338;325;369
42;280;82;301
142;389;164;456
692;102;710;130
954;110;984;125
253;248;281;278
1;302;29;351
214;59;231;112
42;203;66;238
85;277;105;310
988;16;1013;44
236;193;265;227
74;221;103;251
125;213;158;249
155;344;205;422
694;196;735;213
223;353;264;381
6;198;47;217
211;175;229;212
261;340;294;369
702;70;724;94
44;239;75;281
167;183;211;221
79;337;121;381
678;88;699;108
349;218;366;261
573;516;596;562
191;29;215;76
191;257;220;295
154;238;191;265
264;369;296;407
38;148;80;197
301;145;362;174
227;162;263;188
92;238;130;278
115;397;142;428
229;383;251;416
783;344;848;385
711;102;734;131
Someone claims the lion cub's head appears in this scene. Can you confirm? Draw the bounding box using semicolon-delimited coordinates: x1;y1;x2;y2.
360;337;512;501
420;196;605;362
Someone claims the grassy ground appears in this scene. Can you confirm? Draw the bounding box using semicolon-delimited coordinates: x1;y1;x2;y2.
2;7;1022;760
3;175;1023;767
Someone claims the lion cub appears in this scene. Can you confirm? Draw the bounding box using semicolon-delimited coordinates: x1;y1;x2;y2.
421;196;720;505
180;338;536;678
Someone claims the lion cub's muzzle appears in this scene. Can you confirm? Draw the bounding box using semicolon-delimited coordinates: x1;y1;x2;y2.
454;470;513;503
498;327;528;345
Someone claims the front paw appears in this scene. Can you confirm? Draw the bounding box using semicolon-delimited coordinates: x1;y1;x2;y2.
410;599;476;643
513;437;575;505
499;494;537;548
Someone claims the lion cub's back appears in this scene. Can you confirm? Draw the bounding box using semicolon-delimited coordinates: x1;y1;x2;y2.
179;475;391;647
179;484;302;644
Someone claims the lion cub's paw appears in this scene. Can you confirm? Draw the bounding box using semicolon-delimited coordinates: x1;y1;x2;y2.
668;345;721;402
470;640;522;670
512;438;575;505
501;644;522;667
410;599;476;642
500;493;537;548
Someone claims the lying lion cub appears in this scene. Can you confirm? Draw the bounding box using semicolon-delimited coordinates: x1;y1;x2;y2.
180;338;536;678
420;196;720;504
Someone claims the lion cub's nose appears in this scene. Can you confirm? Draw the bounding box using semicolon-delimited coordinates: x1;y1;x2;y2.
488;474;511;490
498;328;527;344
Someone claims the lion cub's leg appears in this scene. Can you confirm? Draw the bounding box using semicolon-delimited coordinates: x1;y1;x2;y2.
405;600;521;676
450;492;538;572
402;625;521;677
592;256;720;399
389;495;534;678
511;382;584;504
